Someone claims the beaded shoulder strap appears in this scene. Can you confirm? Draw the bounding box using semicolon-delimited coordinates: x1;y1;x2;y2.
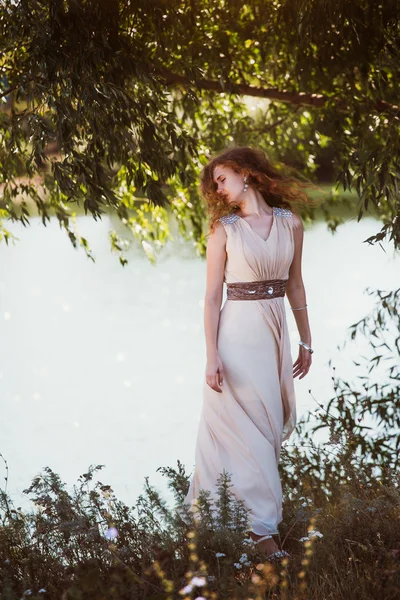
274;206;292;218
219;208;291;224
219;213;240;224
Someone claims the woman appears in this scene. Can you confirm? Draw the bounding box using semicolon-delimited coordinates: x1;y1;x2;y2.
183;146;314;561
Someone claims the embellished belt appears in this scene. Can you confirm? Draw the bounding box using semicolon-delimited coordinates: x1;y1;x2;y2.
226;279;287;300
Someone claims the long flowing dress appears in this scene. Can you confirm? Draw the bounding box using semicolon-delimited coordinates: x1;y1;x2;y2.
183;205;297;536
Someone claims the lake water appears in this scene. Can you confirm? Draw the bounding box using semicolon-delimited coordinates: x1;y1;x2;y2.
1;211;399;512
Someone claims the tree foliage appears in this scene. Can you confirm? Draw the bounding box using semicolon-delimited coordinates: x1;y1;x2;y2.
1;0;399;262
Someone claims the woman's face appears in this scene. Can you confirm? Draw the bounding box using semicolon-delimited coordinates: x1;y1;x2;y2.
213;165;247;206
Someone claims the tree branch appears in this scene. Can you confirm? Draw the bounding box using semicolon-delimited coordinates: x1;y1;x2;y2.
156;67;400;115
2;68;399;118
0;77;34;100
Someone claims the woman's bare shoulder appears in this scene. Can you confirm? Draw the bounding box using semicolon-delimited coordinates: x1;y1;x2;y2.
291;212;303;231
209;220;227;243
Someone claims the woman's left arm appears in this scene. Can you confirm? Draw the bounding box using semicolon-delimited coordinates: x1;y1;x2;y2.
286;213;312;379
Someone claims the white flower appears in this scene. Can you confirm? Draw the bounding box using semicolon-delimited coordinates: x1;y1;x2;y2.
299;497;312;505
182;584;193;594
233;562;242;569
215;552;226;558
190;576;206;587
38;590;47;594
242;537;256;546
299;536;310;542
308;530;323;538
104;527;118;540
4;559;10;564
244;561;252;567
194;597;206;600
239;553;248;563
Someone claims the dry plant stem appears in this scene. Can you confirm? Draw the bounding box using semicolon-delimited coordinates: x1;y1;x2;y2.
106;542;146;586
280;517;300;548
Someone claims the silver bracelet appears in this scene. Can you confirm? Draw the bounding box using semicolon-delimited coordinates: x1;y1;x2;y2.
291;304;307;311
299;340;314;354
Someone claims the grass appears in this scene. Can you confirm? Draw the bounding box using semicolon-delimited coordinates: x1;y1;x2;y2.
0;454;399;600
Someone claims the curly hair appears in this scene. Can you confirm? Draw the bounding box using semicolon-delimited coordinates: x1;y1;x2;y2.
199;146;320;234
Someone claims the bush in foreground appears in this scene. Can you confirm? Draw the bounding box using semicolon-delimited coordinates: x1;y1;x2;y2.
0;454;399;600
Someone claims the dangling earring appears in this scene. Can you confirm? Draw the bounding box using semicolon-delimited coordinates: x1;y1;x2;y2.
243;176;249;192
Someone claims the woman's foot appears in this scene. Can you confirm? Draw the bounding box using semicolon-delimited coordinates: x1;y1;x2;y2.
249;532;280;557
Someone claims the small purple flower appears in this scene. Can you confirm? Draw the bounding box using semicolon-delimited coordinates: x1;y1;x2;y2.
105;526;118;540
190;576;206;587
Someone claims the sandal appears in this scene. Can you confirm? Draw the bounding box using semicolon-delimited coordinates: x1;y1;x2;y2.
255;534;291;562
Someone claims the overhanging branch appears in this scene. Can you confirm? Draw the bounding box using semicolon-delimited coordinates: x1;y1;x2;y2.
157;67;400;116
2;68;399;117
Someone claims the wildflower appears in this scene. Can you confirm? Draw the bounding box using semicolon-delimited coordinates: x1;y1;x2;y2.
215;552;226;558
299;536;310;542
181;584;193;594
308;530;323;538
194;597;206;600
38;590;47;594
104;526;118;540
233;562;242;569
299;497;313;506
242;537;256;546
190;576;206;587
239;553;248;563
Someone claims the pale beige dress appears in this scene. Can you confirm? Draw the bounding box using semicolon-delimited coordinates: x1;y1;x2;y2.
183;205;297;536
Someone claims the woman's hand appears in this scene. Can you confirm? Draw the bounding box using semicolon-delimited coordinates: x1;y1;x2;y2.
205;353;224;393
293;346;312;380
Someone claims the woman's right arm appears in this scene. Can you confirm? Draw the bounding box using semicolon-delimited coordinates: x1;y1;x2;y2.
203;221;227;393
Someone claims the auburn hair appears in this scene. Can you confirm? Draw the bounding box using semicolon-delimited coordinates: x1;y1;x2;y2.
199;146;320;234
